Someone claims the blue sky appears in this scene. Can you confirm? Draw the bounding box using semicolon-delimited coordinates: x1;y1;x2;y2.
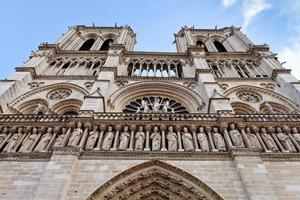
0;0;299;79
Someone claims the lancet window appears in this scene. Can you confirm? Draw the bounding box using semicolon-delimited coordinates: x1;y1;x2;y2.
46;57;106;76
207;58;266;78
127;58;183;78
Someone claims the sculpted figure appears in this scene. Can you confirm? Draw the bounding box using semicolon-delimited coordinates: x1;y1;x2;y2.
182;127;194;151
212;127;226;151
4;127;21;152
20;127;38;152
245;127;261;149
261;128;278;151
102;126;114;150
54;128;67;147
292;127;300;145
276;127;296;152
68;122;83;147
135;126;145;151
197;127;209;152
265;102;274;114
229;124;245;147
33;103;47;114
0;127;9;145
35;127;52;152
152;97;161;112
140;100;150;113
167;126;177;151
119;126;130;151
150;126;161;151
86;126;98;150
162;100;170;113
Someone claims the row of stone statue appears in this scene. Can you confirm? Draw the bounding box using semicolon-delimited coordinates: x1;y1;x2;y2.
0;123;300;153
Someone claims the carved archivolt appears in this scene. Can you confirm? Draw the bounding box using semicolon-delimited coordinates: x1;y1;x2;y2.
107;81;206;113
51;99;83;114
225;85;298;113
85;160;224;200
231;102;256;114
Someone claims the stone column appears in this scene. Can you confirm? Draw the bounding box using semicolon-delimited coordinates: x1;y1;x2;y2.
128;125;136;151
238;123;251;148
111;125;121;151
95;125;106;150
206;126;217;152
160;125;167;151
252;126;269;152
79;123;92;149
62;122;75;147
46;127;59;151
268;127;286;152
222;124;233;149
175;126;184;151
285;126;300;151
190;125;200;151
144;125;151;151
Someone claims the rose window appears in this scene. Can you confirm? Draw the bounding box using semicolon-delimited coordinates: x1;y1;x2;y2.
123;96;188;113
47;89;72;101
236;91;262;103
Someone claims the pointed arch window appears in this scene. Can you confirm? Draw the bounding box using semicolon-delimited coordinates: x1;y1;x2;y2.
196;40;208;52
214;41;227;52
100;39;113;51
79;38;95;51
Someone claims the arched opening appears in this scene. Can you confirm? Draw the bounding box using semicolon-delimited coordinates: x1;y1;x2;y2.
63;111;78;115
127;63;133;76
100;39;113;51
213;41;227;52
79;38;95;51
232;102;256;114
85;160;223;200
177;64;183;78
196;40;208;52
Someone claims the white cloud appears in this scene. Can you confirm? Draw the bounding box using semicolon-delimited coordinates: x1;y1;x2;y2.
279;43;300;78
222;0;236;7
242;0;271;29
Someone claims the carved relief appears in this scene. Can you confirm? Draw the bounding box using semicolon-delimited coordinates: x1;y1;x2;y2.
47;89;72;101
28;82;45;89
236;91;262;103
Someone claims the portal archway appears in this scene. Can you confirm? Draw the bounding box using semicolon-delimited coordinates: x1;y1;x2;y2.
85;160;223;200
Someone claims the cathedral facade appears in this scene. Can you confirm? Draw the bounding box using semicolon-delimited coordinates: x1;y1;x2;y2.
0;25;300;200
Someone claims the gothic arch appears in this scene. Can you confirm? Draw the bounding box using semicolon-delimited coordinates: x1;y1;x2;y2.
9;83;88;114
224;85;298;111
16;99;49;114
85;160;223;200
231;102;256;114
107;81;206;113
260;101;291;114
51;99;83;114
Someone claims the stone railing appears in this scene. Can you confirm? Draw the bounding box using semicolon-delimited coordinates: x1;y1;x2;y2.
0;113;299;160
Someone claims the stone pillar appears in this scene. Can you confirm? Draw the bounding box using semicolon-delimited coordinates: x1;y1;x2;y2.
252;126;269;152
111;125;121;151
238;123;251;148
128;125;136;151
206;126;217;152
222;124;233;149
79;123;92;149
160;125;167;151
33;155;78;200
144;125;151;151
175;126;184;152
95;125;106;150
62;122;75;147
268;127;286;152
190;125;200;151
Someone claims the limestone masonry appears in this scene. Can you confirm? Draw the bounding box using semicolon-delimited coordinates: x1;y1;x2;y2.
0;25;300;200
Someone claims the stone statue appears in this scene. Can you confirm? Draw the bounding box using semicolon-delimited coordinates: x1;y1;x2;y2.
102;126;114;150
245;127;261;149
135;126;145;151
33;103;47;114
0;127;8;145
292;127;300;145
182;127;194;151
150;126;161;151
20;127;38;152
68;122;83;147
54;128;67;147
4;127;21;152
265;102;274;114
86;125;99;150
276;127;296;152
212;127;226;151
119;126;130;151
35;127;52;152
162;100;170;113
229;124;245;147
261;128;278;151
140;100;150;113
152;97;161;112
167;126;177;151
197;127;209;152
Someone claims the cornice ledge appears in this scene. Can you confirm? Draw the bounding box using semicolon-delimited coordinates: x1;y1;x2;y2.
271;69;291;80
